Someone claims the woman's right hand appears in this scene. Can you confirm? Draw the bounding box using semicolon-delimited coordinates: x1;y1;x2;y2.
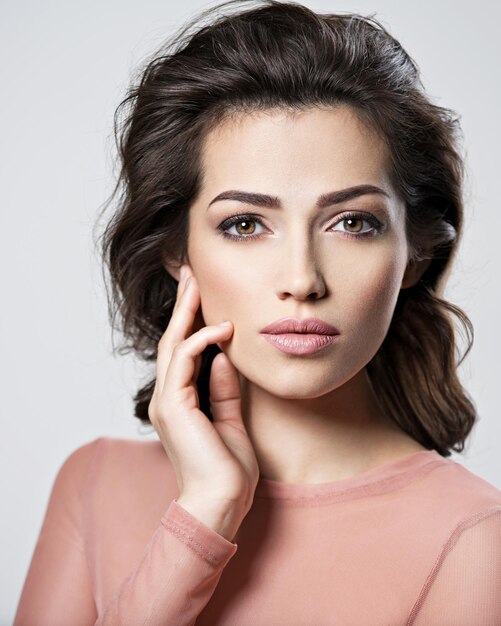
148;264;260;540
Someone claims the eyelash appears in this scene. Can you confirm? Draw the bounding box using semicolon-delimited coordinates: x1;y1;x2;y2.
217;212;384;242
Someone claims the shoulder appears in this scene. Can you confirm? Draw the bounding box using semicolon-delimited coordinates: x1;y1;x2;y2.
58;436;178;508
55;436;167;489
421;455;501;513
61;435;163;464
406;467;501;625
53;437;103;489
407;454;501;554
62;434;167;470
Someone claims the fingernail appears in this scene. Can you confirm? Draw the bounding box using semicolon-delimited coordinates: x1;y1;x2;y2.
183;276;191;293
180;266;186;282
220;320;231;326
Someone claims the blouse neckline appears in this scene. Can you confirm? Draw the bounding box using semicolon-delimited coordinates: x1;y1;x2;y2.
254;449;447;503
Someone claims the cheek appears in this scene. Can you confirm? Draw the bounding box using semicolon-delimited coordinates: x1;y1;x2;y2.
345;252;404;344
188;227;269;327
188;250;243;326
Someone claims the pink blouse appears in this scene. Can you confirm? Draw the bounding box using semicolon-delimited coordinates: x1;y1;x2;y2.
14;436;501;625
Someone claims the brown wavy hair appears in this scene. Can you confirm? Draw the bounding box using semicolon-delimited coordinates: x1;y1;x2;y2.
95;0;476;457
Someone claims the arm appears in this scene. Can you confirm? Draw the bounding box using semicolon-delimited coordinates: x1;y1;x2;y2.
14;439;239;626
408;506;501;626
13;440;100;626
96;498;238;626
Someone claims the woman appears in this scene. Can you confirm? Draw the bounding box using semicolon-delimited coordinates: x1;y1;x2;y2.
14;1;501;624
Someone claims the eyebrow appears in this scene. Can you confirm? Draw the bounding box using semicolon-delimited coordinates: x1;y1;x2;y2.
207;184;390;211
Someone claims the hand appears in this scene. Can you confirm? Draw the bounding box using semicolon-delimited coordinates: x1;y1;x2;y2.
148;264;260;532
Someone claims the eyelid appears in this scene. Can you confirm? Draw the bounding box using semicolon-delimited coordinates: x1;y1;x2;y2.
328;209;382;226
216;202;387;219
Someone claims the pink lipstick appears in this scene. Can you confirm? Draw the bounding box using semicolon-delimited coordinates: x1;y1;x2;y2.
260;317;340;355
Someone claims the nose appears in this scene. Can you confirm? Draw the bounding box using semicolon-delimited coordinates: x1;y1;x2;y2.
276;234;326;301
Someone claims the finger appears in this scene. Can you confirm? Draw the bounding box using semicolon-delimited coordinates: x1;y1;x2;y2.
150;264;191;406
171;264;192;314
155;273;201;396
155;265;191;366
161;322;233;403
209;352;243;426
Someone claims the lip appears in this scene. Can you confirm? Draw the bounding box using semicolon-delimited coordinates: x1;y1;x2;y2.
261;333;339;355
260;317;340;356
260;317;340;335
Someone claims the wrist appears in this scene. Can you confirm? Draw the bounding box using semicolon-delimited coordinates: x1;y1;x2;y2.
175;494;243;542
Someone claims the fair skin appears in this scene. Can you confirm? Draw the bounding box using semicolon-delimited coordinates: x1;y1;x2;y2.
165;105;428;487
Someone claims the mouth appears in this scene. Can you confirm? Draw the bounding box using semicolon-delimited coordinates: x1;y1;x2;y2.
260;332;339;355
260;316;340;335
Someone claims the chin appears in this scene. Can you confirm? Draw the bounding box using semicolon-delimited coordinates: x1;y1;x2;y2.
235;359;356;399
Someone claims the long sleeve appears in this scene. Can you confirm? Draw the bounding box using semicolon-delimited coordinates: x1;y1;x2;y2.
14;439;238;626
95;500;238;625
409;507;501;625
14;440;99;626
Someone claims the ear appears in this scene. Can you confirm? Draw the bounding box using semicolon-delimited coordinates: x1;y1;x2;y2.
162;255;187;283
401;257;432;289
161;243;193;282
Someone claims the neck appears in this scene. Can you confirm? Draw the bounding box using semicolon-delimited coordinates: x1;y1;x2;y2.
239;367;425;484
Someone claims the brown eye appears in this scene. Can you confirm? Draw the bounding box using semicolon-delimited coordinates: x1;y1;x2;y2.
235;220;257;235
343;217;364;233
218;214;266;241
330;212;383;238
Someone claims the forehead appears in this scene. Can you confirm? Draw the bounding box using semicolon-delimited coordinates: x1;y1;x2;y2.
198;105;393;193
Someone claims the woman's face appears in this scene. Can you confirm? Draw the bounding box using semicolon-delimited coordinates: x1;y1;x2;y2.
183;105;414;397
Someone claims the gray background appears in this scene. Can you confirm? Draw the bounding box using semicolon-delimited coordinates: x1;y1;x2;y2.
2;0;500;623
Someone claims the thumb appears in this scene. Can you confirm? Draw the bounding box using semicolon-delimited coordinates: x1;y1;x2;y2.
209;352;244;427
